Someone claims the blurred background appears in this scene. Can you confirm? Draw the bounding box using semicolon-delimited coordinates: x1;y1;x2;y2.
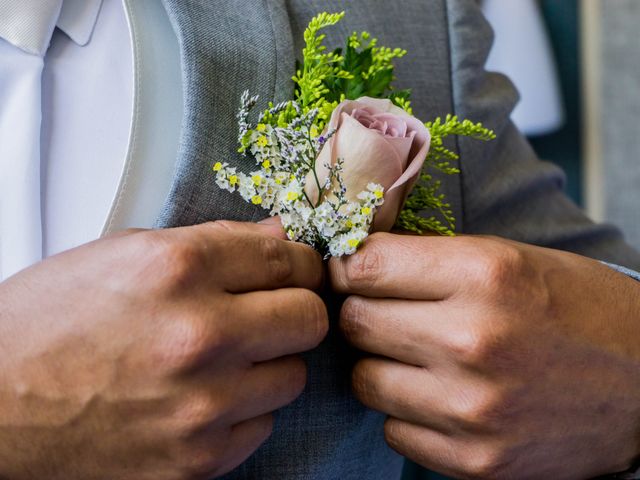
403;0;640;478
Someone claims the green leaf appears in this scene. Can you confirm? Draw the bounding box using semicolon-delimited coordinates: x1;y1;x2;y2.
363;67;393;98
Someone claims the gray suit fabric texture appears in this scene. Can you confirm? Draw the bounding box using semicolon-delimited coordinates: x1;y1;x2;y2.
155;0;640;478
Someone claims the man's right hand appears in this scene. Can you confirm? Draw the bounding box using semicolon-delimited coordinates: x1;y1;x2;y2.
0;221;327;480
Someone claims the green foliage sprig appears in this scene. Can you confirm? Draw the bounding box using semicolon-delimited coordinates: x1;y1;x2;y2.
396;115;495;236
322;31;408;105
279;12;496;236
292;12;351;128
291;12;410;131
398;115;496;235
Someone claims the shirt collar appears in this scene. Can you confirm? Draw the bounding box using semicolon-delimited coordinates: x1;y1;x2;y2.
0;0;103;56
57;0;103;47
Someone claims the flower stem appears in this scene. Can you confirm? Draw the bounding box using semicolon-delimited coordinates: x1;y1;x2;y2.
304;132;324;207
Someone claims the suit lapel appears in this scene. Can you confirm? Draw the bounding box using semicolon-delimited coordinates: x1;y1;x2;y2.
157;0;294;228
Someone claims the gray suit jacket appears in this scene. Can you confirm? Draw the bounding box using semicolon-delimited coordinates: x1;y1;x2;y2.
156;0;640;478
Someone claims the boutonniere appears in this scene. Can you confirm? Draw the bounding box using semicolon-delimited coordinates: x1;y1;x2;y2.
213;12;494;257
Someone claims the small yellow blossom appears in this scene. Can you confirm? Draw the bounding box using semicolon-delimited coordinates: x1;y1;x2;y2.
287;191;299;202
374;190;384;199
252;195;263;205
345;220;353;229
310;125;319;138
262;160;271;169
252;174;263;186
229;175;239;186
213;162;223;172
361;207;372;216
256;123;267;132
348;239;360;248
257;136;269;148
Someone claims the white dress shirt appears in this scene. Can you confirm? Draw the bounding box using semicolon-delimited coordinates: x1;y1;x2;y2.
0;0;183;281
482;0;565;136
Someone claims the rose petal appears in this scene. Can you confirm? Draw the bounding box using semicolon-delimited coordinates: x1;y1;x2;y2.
352;108;376;128
331;114;406;198
308;97;431;233
371;113;408;138
383;135;414;170
387;114;430;192
350;96;413;118
369;119;388;135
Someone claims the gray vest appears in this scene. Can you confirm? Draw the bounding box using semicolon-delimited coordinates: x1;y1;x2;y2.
156;0;640;478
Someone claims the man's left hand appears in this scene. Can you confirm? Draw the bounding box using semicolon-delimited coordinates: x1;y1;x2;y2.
329;233;640;480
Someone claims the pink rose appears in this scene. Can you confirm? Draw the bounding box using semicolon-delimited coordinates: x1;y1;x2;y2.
306;97;431;232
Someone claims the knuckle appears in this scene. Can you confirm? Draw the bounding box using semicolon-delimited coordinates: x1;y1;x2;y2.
448;324;512;369
465;445;512;479
451;388;507;433
165;244;202;284
384;418;430;469
448;329;494;367
175;393;225;436
145;237;204;293
477;244;526;294
342;242;384;289
300;290;329;346
351;359;381;406
182;456;218;480
259;237;292;284
174;438;225;479
340;296;370;342
383;418;411;455
158;317;226;374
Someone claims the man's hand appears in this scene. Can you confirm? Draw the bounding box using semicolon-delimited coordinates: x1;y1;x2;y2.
0;221;327;480
330;233;640;480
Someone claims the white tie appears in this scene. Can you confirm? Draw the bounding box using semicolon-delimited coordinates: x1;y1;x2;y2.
0;0;101;280
0;45;46;279
0;0;61;280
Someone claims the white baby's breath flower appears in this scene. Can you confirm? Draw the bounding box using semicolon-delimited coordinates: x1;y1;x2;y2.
280;180;304;206
312;201;339;238
238;174;256;202
215;166;240;193
367;183;386;206
273;171;290;186
329;228;369;257
262;183;278;207
298;205;314;223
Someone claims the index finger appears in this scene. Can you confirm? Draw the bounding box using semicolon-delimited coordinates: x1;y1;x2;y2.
328;233;481;300
229;288;329;362
194;221;324;293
